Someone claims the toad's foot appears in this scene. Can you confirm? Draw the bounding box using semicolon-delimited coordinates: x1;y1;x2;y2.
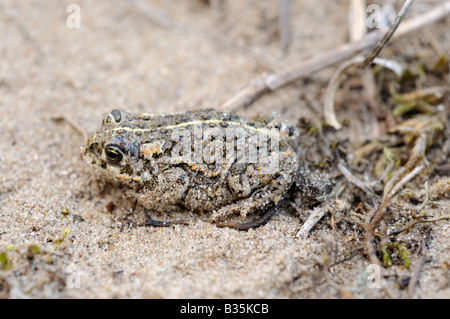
213;201;283;230
141;209;190;227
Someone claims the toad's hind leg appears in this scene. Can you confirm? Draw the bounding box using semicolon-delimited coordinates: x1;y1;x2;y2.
213;142;297;230
211;172;292;230
213;200;283;230
141;209;190;227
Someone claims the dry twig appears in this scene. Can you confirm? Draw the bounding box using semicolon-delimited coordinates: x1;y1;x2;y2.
220;0;450;111
407;237;427;298
279;0;291;55
392;215;450;235
361;0;415;69
51;115;88;143
295;206;327;238
324;0;414;129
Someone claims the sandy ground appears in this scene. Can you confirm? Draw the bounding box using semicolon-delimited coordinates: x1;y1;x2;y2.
0;0;449;298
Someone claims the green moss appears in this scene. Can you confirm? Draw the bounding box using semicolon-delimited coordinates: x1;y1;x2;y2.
54;228;70;249
307;125;318;136
382;245;392;268
393;242;410;270
383;147;394;163
60;208;71;216
431;55;449;74
27;244;41;260
0;252;11;270
382;242;410;270
415;64;426;80
322;251;328;264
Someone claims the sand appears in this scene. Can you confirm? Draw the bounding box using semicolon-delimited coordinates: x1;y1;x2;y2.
0;0;449;299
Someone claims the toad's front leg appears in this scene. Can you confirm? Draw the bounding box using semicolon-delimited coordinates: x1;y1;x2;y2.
139;166;190;215
211;148;297;229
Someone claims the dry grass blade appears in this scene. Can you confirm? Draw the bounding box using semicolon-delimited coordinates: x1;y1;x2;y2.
323;56;364;129
323;56;402;130
349;0;367;43
365;164;425;265
383;133;427;198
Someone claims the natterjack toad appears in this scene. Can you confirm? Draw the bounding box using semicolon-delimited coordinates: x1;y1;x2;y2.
83;108;300;229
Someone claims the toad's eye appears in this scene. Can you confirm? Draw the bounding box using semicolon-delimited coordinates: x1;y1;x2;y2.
105;145;124;164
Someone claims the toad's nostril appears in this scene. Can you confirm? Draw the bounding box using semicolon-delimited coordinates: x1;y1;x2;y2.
89;142;98;151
